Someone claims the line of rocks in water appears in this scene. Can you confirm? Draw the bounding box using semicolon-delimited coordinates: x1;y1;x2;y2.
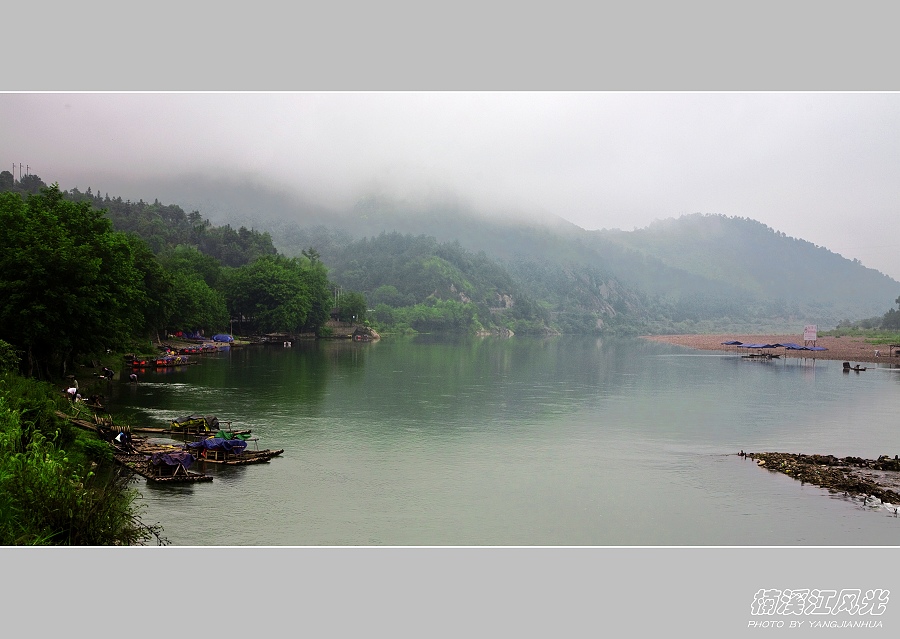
743;451;900;509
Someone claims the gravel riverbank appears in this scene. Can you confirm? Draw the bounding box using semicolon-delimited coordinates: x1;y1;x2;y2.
641;334;899;365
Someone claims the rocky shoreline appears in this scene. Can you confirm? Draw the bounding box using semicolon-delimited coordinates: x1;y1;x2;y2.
743;452;900;513
642;333;898;365
644;334;900;512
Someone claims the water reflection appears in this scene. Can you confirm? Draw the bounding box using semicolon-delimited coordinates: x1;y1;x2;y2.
112;336;900;545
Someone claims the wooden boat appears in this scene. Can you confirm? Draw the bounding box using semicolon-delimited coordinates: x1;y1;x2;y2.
153;354;194;367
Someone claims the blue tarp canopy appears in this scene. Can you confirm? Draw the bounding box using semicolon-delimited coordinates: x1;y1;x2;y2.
212;334;234;343
726;340;828;352
150;451;195;468
186;438;248;454
781;343;828;351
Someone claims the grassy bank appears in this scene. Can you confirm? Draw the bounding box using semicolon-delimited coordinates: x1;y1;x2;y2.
0;371;165;545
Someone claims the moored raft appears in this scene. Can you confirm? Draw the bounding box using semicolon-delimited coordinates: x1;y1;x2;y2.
170;414;221;434
112;449;213;483
153;354;193;367
186;435;284;465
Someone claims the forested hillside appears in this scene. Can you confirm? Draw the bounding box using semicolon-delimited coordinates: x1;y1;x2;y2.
592;214;899;326
323;233;553;335
258;198;900;333
5;170;898;349
0;175;332;378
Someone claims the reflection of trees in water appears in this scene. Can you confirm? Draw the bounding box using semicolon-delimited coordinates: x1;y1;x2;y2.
110;337;651;432
336;336;643;424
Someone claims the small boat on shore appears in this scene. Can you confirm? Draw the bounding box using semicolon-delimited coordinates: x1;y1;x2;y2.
154;354;194;367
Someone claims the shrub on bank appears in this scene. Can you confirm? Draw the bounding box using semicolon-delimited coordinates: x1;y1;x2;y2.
0;376;163;545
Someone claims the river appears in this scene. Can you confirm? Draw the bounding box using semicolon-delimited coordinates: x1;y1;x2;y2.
106;335;900;545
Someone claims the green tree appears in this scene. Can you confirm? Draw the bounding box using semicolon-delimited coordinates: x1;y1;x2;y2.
0;340;20;372
0;186;148;377
167;273;229;334
126;235;175;340
17;174;46;194
158;244;223;288
337;291;368;323
298;254;332;334
224;255;311;334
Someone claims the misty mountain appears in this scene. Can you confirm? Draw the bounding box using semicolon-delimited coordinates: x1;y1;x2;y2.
590;214;899;326
252;199;899;333
22;173;898;334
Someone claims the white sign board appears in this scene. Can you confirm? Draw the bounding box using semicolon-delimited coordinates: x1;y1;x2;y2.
803;325;818;341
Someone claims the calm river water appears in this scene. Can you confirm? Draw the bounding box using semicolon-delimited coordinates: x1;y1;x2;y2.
107;336;900;546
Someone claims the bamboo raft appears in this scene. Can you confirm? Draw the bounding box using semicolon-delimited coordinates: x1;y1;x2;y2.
129;424;252;438
194;447;285;465
57;410;285;481
113;450;213;483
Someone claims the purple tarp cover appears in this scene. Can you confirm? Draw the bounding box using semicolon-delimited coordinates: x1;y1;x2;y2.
186;438;248;454
149;451;195;468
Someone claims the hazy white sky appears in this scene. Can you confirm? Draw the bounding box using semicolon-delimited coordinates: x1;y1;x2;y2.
3;92;899;279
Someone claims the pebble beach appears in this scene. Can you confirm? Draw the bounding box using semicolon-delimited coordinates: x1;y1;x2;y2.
642;334;898;365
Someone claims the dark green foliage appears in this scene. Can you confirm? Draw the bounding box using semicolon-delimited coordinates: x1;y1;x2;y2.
15;174;47;194
324;232;551;334
336;291;367;323
66;185;277;267
882;309;900;330
223;254;331;335
835;294;900;332
0;377;162;545
0;187;148;377
0;340;20;373
156;245;229;334
158;244;225;288
167;272;229;334
0;372;73;448
371;285;414;307
125;235;176;338
394;299;480;333
298;255;333;334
